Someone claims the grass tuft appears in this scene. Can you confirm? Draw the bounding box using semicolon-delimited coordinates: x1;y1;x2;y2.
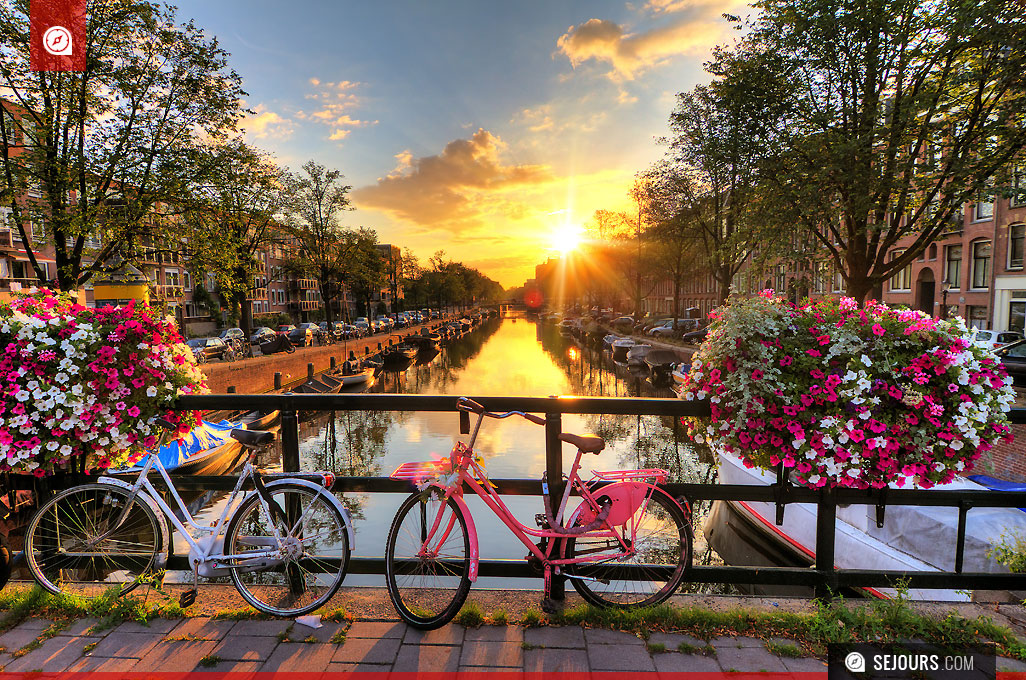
646;642;667;653
521;610;543;627
490;609;509;626
765;640;804;658
198;654;222;667
454;602;485;628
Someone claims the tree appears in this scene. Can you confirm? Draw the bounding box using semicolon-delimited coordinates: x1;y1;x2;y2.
590;188;662;318
184;141;288;339
284;161;373;325
733;0;1026;302
0;0;244;290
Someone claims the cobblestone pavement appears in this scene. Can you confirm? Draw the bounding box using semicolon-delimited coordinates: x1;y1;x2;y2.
2;615;1025;675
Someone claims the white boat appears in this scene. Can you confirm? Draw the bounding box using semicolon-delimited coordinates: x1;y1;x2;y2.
626;343;652;365
706;449;1026;600
611;338;636;362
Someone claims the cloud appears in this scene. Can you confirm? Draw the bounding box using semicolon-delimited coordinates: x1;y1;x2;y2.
352;128;554;231
242;104;294;140
296;79;377;143
556;3;731;80
641;0;697;14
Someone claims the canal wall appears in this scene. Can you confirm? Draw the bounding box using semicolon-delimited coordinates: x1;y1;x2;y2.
200;323;446;393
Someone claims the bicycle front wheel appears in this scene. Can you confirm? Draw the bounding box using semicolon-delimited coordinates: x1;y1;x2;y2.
25;484;163;600
385;490;471;629
564;488;691;608
224;483;350;616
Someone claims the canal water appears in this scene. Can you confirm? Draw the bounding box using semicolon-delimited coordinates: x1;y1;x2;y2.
282;312;720;588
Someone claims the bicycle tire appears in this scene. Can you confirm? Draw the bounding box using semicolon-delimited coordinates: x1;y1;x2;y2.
563;488;691;608
224;483;350;616
0;533;10;590
24;483;163;600
385;490;471;629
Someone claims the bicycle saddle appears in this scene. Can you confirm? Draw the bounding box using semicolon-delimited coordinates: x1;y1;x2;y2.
231;429;275;446
559;433;605;454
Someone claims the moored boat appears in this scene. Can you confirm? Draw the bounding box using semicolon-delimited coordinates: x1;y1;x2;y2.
611;338;635;362
643;349;679;384
626;343;652;365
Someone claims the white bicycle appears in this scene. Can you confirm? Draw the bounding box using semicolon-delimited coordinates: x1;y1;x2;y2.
23;422;355;616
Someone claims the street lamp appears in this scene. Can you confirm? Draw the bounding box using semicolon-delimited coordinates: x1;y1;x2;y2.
940;279;950;320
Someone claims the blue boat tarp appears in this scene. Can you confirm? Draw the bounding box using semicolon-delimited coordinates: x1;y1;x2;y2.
134;420;240;470
967;474;1026;494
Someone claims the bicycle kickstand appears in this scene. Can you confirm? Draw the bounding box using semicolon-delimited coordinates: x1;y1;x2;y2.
179;562;199;608
540;565;561;614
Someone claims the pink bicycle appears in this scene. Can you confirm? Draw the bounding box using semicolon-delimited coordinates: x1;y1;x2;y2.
385;396;693;629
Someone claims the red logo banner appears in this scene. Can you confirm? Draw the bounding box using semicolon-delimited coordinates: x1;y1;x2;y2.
30;0;86;72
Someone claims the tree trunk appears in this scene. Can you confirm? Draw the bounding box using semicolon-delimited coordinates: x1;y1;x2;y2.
235;290;253;338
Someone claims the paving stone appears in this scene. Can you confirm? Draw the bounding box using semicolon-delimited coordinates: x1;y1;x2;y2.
225;619;292;637
57;619;105;637
458;665;526;672
522;648;589;673
998;656;1026;672
190;660;263;673
261;642;335;672
781;655;828;673
65;656;141;672
655;653;720;674
463;625;524;643
87;631;163;659
333;637;401;665
403;624;465;645
14;619;54;631
346;621;408;639
524;626;586;648
647;632;707;651
211;634;279;662
166;617;237;641
393;643;462;672
588;642;657;672
2;636;99;672
135;640;219;672
709;635;764;649
111;618;181;635
327;662;394;672
460;640;524;668
0;625;44;653
585;628;645;645
715;645;789;673
0;652;12;670
288;620;345;643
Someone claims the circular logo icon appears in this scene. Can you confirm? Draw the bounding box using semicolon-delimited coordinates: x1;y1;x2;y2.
43;26;73;56
844;651;867;673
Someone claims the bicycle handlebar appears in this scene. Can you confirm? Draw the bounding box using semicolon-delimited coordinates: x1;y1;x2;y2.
456;397;546;426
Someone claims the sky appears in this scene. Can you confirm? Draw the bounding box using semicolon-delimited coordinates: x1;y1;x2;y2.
175;0;749;289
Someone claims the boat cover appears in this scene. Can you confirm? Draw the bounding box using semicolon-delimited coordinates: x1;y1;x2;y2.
134;420;239;470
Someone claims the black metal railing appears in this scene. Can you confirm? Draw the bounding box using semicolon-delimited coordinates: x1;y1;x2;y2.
162;392;1026;600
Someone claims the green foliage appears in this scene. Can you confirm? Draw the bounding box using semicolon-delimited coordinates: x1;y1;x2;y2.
521;610;543;627
646;642;667;653
490;610;509;626
989;533;1026;573
198;655;222;667
765;640;804;657
454;602;485;627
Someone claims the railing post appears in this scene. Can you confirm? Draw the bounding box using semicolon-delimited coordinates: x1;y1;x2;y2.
544;396;565;601
815;487;837;599
281;393;300;473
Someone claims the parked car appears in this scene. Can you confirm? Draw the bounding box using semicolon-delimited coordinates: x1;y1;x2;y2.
219;328;245;343
681;328;710;345
651;319;699;337
288;322;320;347
277;324;296;336
250;327;276;345
971;329;1023;351
376;316;394;331
353;320;370;336
611;316;635;330
186;337;232;363
996;339;1026;386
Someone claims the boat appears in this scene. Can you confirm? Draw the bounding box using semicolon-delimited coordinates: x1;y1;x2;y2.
704;449;1026;600
382;343;418;365
671;362;690;386
294;377;342;394
611;338;636;362
239;410;280;430
602;334;620;353
626;343;652;366
320;367;375;388
128;420;253;476
643;349;680;384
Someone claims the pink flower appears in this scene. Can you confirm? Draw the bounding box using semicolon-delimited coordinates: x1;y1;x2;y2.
751;369;764;380
872;324;885;336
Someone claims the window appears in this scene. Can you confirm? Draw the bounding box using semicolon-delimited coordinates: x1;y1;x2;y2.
889;250;912;291
928;244;937;260
1013;165;1026;208
945;245;962;289
1;111;17;145
833;270;845;293
183;271;192;291
966;304;989;330
971;240;991;289
165;269;180;287
1010;224;1025;270
975;189;994;221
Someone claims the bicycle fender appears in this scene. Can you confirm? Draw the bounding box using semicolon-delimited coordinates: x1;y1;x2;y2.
448;492;479;582
261;479;356;550
95;476;171;562
571;482;677;528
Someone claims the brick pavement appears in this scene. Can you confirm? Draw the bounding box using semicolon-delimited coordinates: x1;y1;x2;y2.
1;615;1024;675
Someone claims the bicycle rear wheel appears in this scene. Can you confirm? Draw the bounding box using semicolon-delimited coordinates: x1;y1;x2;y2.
25;484;163;600
564;488;691;607
385;490;471;629
224;483;350;616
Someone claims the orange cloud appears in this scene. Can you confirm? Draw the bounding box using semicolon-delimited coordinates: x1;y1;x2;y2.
242;104;294;140
556;3;732;80
353;128;554;230
296;79;376;142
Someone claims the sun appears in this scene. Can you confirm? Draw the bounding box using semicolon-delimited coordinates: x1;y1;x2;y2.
550;224;583;254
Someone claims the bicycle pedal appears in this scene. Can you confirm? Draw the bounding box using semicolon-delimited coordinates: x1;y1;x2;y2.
178;588;197;608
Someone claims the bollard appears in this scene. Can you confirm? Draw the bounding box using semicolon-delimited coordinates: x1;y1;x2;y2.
274;372;282;390
227;386;236;394
330;356;337;369
307;363;315;381
365;346;370;354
